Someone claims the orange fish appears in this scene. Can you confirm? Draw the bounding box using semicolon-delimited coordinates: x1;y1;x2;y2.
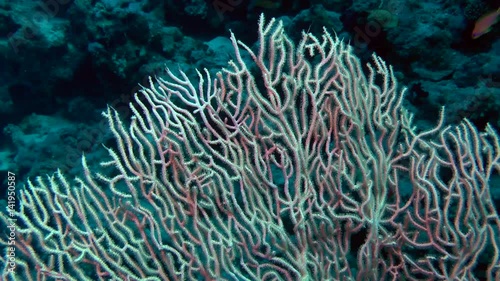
472;8;499;39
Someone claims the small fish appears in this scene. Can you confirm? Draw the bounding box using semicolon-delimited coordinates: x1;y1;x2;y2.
472;8;499;39
250;0;281;10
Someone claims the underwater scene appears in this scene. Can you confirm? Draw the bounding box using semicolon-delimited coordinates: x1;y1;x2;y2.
0;0;499;280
